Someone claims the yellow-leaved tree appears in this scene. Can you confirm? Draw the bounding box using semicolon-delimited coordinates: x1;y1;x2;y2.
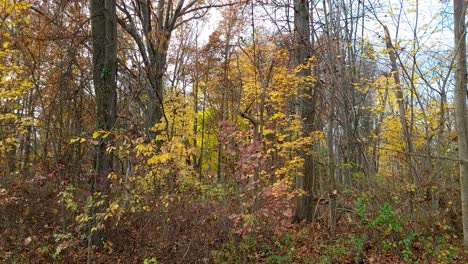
221;30;318;235
0;1;32;180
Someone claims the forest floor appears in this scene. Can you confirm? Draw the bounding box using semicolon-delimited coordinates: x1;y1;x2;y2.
1;179;467;263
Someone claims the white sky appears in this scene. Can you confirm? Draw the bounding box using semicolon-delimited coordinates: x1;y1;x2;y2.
367;0;454;50
196;0;454;49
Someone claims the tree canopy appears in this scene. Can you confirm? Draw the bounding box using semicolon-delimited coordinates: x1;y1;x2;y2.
0;0;467;262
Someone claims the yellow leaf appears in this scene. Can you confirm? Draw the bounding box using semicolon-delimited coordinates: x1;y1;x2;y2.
92;131;100;139
102;132;110;139
70;137;87;144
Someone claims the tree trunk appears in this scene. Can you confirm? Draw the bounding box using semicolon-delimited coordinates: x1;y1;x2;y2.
432;90;446;215
327;106;337;238
91;0;117;182
89;0;117;246
293;0;315;222
453;0;468;247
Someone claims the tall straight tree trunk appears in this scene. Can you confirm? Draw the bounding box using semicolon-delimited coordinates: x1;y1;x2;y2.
89;0;117;248
327;103;337;238
91;0;117;184
293;0;314;222
453;0;468;247
432;90;446;215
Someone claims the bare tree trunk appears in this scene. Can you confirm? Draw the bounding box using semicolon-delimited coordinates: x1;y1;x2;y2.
293;0;315;222
89;0;117;248
91;0;117;188
327;106;337;239
453;0;468;247
432;90;446;215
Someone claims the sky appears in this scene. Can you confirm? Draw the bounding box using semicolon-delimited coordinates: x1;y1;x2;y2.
367;0;454;50
195;0;455;50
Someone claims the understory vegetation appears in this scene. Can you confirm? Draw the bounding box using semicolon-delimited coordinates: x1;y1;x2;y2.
1;0;468;263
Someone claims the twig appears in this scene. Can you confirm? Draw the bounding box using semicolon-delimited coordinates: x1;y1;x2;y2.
376;146;464;163
178;238;194;264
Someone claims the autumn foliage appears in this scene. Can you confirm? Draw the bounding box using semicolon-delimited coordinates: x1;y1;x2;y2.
0;0;467;263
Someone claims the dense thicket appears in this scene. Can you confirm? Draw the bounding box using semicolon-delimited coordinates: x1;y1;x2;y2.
1;0;467;263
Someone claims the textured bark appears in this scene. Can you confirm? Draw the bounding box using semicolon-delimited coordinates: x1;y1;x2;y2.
453;0;468;247
91;0;117;183
89;0;117;247
293;0;316;222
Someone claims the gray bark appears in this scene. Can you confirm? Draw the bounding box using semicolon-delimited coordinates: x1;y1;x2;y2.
453;0;468;247
293;0;315;222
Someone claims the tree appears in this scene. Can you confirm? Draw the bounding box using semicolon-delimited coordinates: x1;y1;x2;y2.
117;0;226;139
292;0;314;223
0;1;31;181
89;0;118;246
382;25;418;188
453;0;468;247
90;0;117;186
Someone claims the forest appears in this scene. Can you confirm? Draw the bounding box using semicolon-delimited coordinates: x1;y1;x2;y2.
1;0;468;263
